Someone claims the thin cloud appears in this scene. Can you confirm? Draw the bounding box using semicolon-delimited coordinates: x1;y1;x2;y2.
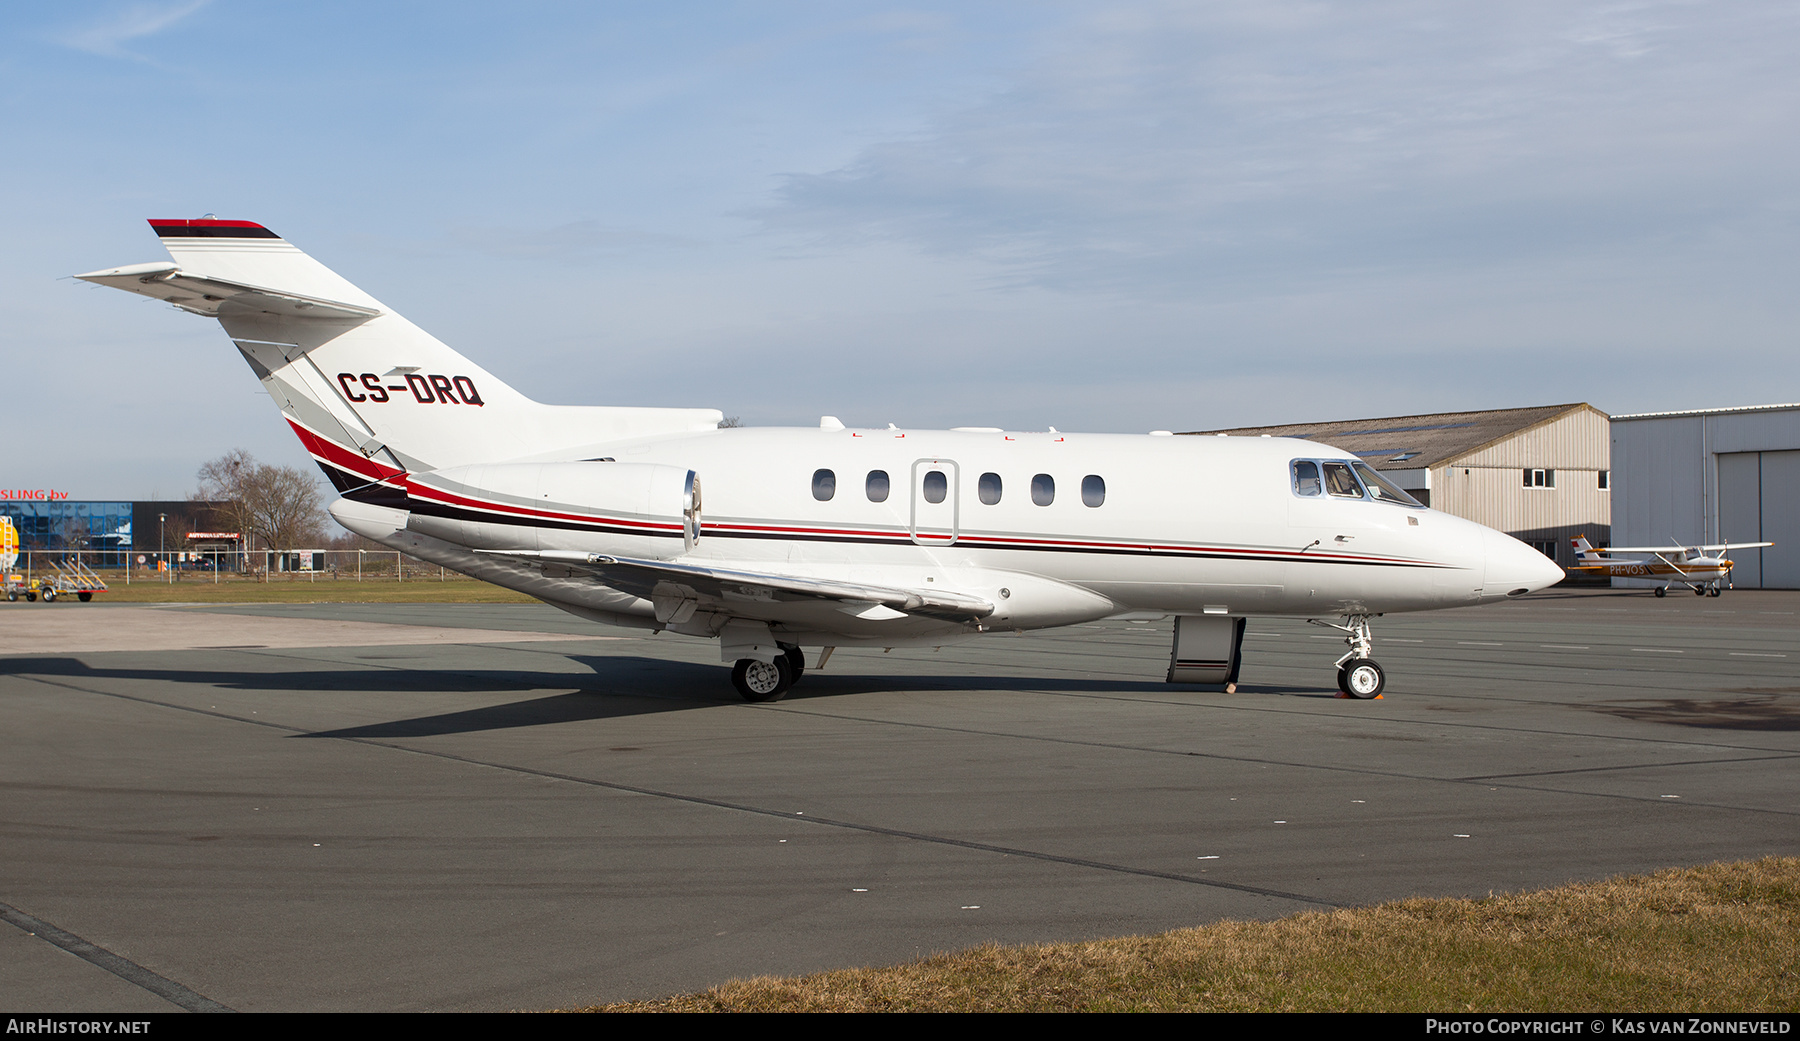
757;1;1800;299
57;0;211;60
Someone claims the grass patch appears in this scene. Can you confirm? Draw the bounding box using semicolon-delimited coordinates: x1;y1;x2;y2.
66;576;535;605
583;859;1800;1012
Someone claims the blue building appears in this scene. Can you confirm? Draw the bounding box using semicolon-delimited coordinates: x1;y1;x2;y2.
0;500;223;568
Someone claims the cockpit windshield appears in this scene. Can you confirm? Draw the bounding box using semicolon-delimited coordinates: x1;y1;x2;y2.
1290;458;1424;508
1322;462;1362;498
1352;462;1424;507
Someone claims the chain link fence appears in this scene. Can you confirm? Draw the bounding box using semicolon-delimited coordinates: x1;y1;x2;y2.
5;549;468;585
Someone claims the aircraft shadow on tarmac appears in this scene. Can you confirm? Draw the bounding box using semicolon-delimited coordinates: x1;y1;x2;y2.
0;655;1327;739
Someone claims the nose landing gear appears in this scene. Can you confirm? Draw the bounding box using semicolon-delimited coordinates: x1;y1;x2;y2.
1311;615;1385;699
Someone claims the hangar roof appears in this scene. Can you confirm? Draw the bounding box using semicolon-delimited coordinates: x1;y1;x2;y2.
1612;402;1800;420
1188;403;1606;470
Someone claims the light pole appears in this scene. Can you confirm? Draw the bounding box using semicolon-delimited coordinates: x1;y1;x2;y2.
159;513;168;584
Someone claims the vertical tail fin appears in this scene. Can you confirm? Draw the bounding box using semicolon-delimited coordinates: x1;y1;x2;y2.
79;219;721;491
1570;535;1603;562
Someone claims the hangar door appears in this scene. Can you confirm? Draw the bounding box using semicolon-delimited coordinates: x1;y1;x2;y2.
1717;451;1800;588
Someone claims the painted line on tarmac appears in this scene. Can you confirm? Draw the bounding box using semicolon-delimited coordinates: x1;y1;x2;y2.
12;670;1345;912
0;900;234;1013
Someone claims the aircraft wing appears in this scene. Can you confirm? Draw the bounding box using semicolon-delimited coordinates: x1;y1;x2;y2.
76;262;380;320
486;550;996;624
1598;542;1774;553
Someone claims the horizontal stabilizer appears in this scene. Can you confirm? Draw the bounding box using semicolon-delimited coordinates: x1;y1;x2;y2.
486;550;995;623
75;262;380;320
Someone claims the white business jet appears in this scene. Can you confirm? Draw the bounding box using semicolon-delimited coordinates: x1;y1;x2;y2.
79;219;1563;701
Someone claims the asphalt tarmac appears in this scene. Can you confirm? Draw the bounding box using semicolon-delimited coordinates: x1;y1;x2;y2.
3;588;1796;1011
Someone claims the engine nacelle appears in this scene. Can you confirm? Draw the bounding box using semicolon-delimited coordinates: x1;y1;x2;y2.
404;461;700;558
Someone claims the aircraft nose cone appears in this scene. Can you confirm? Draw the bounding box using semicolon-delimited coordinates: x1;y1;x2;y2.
1485;528;1565;596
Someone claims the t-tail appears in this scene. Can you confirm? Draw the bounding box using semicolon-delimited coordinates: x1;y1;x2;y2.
78;219;721;495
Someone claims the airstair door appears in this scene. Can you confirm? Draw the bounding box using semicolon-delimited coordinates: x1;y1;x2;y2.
910;459;959;546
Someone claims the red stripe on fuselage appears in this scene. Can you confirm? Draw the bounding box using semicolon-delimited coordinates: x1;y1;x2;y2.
285;418;405;486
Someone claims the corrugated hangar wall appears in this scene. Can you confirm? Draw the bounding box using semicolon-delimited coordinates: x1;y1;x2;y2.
1428;407;1611;566
1611;404;1800;589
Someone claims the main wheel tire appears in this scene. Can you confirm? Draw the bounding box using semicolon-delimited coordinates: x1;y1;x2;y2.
732;657;793;703
1654;587;1667;598
1694;585;1707;596
1340;657;1385;699
783;646;805;683
78;591;93;602
1708;586;1722;597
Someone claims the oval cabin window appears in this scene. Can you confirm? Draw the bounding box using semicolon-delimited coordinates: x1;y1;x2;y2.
866;470;890;502
923;470;948;504
1031;473;1055;506
812;469;836;501
978;472;1002;505
1081;474;1105;507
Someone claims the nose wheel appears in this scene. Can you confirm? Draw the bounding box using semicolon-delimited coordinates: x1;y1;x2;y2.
1311;615;1386;699
1338;658;1386;699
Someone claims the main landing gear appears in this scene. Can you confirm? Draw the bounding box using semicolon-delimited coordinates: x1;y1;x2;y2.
731;645;806;703
1311;615;1385;699
1656;582;1725;598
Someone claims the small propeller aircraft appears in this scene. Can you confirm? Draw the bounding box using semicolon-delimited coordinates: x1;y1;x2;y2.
78;219;1564;701
1569;534;1774;597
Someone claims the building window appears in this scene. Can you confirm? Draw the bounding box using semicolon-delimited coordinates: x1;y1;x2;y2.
978;472;1002;505
1528;540;1558;561
1598;470;1609;490
1523;468;1555;489
812;469;836;501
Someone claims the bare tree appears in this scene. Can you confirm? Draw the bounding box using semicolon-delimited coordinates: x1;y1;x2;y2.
195;450;327;555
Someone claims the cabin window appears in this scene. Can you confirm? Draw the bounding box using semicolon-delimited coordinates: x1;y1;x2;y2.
1031;473;1055;506
1081;474;1105;507
866;470;890;502
1322;462;1363;498
812;469;836;501
923;470;947;504
978;472;1002;505
1292;460;1322;496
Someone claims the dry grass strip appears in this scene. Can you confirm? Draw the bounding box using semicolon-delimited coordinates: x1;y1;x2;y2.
583;858;1800;1012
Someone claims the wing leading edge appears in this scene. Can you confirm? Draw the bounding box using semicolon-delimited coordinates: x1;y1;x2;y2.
485;550;996;624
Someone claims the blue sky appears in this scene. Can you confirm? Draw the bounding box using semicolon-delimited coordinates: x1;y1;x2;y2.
6;1;1799;498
